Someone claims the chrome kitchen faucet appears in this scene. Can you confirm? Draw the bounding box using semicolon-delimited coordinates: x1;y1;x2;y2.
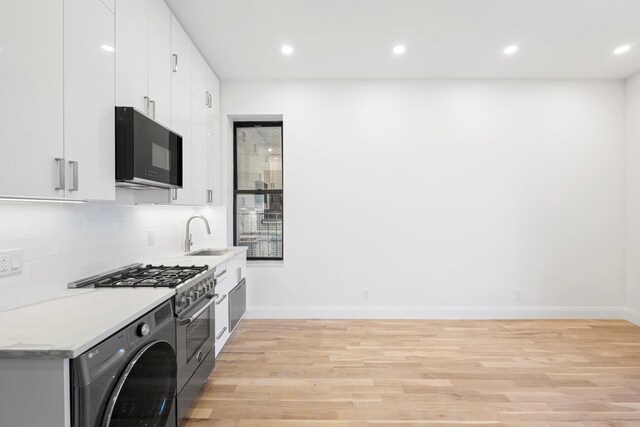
185;215;212;253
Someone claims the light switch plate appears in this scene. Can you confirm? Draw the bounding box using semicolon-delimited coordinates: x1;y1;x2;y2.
0;249;22;277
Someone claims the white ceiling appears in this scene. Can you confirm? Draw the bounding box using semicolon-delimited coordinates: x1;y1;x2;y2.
165;0;640;80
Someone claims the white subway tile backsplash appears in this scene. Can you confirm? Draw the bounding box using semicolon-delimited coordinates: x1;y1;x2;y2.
0;202;227;310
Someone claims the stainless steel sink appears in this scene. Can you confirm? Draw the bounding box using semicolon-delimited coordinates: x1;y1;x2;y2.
186;248;233;256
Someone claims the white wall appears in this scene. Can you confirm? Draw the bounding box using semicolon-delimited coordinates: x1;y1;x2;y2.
625;71;640;322
0;199;226;310
222;80;626;318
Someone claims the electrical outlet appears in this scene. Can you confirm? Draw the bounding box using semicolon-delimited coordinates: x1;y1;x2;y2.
0;249;22;277
514;288;522;301
362;289;370;301
147;230;156;246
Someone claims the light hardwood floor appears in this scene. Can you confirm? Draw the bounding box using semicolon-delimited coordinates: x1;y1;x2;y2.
183;319;640;426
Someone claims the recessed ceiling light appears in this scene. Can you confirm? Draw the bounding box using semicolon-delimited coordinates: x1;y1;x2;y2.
614;44;631;55
393;45;406;55
281;45;294;55
503;45;519;55
101;44;115;52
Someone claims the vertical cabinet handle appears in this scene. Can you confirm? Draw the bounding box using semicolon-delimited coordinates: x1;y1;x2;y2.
149;100;156;119
172;54;178;72
68;161;79;192
172;188;178;200
208;92;213;108
207;189;213;203
54;158;65;191
205;91;210;107
143;96;150;115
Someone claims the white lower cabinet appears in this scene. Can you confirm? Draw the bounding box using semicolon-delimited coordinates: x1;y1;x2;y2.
214;290;230;357
214;253;247;358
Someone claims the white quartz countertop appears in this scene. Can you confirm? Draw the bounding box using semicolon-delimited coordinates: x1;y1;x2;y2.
152;246;247;272
0;247;247;360
0;287;175;359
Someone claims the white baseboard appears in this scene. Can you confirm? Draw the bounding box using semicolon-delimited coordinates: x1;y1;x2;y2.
624;307;640;326
245;305;627;320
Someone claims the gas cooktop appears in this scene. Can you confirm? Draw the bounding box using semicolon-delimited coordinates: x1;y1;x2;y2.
68;264;208;289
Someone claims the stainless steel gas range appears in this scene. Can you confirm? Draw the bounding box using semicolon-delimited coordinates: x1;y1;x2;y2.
69;263;219;425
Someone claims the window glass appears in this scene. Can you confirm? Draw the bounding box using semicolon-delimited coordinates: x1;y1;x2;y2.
236;126;282;191
234;123;283;260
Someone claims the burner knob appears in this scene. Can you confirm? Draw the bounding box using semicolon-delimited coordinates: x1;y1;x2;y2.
137;323;150;337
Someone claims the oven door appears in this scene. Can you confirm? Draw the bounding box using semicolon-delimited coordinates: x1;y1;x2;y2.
175;294;216;392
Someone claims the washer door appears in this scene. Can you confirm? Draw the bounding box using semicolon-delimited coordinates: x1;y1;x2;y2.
102;341;176;427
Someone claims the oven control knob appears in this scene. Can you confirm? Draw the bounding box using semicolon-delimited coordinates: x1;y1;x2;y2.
179;296;189;307
137;323;150;337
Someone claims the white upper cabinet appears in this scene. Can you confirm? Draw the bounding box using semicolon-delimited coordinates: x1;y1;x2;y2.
207;68;221;119
0;0;65;199
0;0;115;201
191;97;209;206
170;79;193;205
115;0;171;125
115;0;148;112
192;48;210;107
63;0;115;201
208;114;222;205
171;15;192;92
147;0;171;127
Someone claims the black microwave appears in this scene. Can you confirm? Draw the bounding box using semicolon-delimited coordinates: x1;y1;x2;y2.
115;107;183;189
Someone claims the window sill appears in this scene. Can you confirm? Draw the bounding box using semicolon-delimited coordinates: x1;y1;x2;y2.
247;260;284;267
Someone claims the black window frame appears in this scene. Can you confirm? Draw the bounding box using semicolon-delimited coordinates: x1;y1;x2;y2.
233;121;284;261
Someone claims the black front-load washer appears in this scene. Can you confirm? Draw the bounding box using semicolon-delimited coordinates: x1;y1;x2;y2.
71;299;177;427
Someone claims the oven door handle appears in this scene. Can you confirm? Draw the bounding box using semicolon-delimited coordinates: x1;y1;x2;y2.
177;297;217;326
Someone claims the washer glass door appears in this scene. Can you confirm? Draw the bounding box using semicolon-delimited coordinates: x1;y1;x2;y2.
102;341;176;427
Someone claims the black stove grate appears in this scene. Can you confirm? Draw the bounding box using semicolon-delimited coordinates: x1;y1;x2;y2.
92;264;208;288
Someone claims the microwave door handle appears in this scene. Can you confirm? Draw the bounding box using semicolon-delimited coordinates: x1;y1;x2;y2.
177;297;216;326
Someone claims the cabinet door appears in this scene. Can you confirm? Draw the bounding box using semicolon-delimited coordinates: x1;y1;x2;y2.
207;114;221;205
191;98;209;206
147;0;171;127
207;69;221;118
0;0;65;199
214;291;230;357
170;80;192;204
115;0;148;112
191;47;209;107
63;0;115;201
170;15;192;92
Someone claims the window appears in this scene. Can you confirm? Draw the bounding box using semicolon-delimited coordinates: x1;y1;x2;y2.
233;122;283;260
